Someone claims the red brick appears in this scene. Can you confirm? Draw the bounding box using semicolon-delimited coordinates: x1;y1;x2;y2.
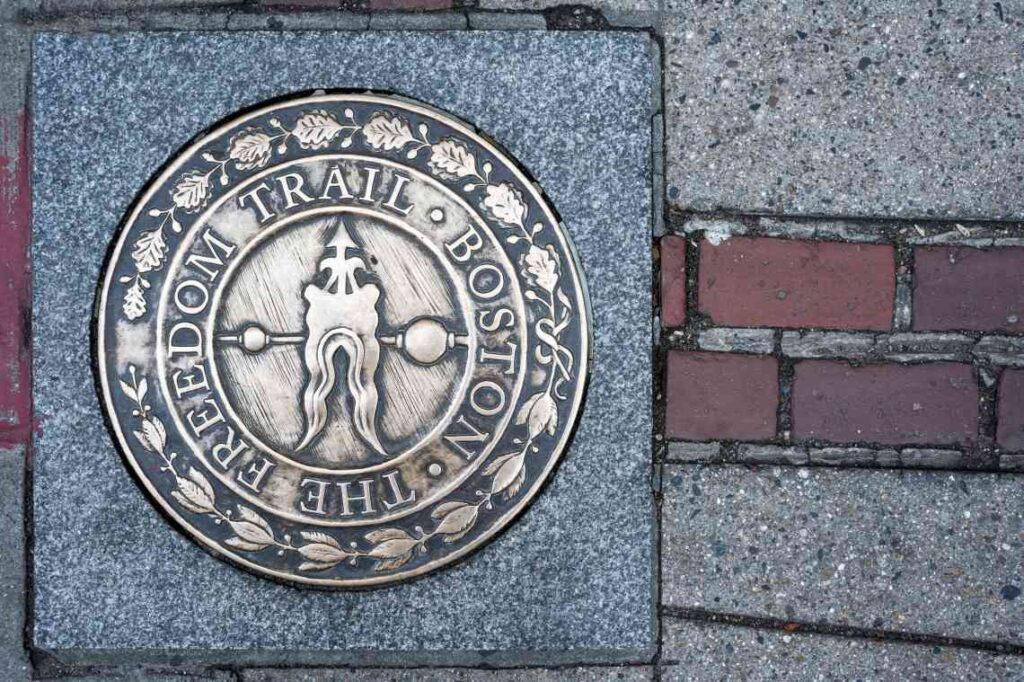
368;0;452;8
699;236;895;330
792;361;978;446
660;235;687;328
997;370;1024;451
913;246;1024;332
0;113;31;447
665;351;777;441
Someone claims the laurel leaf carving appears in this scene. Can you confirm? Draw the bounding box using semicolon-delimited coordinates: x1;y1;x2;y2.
171;490;213;515
298;542;351;564
119;378;138;403
140;417;166;453
175;469;216;515
366;528;418;571
515;392;558;440
489;452;526;501
300;531;342;549
362;113;416;151
224;536;267;552
232;505;274;548
431;503;478;543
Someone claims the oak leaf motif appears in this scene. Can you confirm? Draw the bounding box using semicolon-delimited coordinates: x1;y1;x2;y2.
362;113;416;151
131;229;167;273
428;138;479;180
523;245;559;293
293;110;345;150
227;129;273;170
122;281;146;320
482;182;527;229
171;170;210;213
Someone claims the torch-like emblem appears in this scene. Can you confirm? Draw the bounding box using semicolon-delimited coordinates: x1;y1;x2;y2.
296;218;386;454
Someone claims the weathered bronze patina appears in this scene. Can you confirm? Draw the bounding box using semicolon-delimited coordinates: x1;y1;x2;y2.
95;92;590;587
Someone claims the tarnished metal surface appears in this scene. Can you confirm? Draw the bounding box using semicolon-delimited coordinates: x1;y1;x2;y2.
95;92;590;587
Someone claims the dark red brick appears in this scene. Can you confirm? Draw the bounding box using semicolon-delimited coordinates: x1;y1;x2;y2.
0;113;31;447
699;236;895;330
368;0;452;8
997;370;1024;452
792;361;978;446
913;246;1024;332
665;351;778;441
660;235;687;328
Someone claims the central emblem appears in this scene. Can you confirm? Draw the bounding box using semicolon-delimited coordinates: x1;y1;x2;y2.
95;92;590;587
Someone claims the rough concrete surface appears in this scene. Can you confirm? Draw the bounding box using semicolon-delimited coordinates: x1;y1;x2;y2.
31;30;654;663
664;3;1024;219
662;618;1024;681
663;464;1024;645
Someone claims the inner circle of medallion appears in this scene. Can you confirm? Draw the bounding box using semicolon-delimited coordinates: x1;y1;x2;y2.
155;156;529;525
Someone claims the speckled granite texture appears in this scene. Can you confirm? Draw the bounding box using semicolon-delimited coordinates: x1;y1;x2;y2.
31;31;654;663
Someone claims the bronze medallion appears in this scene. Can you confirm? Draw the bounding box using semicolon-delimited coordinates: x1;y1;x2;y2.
95;92;591;587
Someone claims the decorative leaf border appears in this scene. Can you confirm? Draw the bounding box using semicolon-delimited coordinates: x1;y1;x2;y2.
114;99;580;576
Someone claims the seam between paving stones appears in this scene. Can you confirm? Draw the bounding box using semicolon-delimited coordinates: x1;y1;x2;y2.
660;606;1024;658
650;27;667;678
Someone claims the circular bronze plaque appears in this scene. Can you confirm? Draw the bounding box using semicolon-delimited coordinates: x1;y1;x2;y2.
95;91;591;587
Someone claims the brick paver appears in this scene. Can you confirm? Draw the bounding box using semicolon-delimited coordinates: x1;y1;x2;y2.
665;351;777;441
914;246;1024;332
660;235;687;328
792;361;978;446
998;369;1024;452
698;237;895;330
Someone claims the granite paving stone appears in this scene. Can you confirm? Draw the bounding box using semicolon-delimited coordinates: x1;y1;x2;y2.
0;447;29;682
31;31;654;663
663;464;1024;644
662;618;1024;681
243;667;653;681
664;3;1024;219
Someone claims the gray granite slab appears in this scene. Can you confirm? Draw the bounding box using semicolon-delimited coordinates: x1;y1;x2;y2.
243;667;653;681
662;619;1024;681
31;31;654;664
663;464;1024;644
664;3;1024;219
0;447;30;682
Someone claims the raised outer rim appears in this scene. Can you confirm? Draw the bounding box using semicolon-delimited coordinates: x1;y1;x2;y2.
95;89;594;589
